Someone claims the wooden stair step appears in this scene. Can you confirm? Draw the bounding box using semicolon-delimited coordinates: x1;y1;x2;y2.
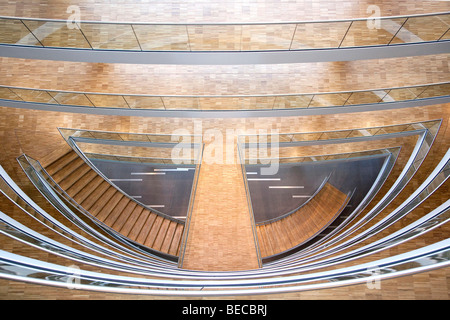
39;145;73;168
65;169;98;197
39;146;187;258
118;205;144;237
45;151;78;175
95;192;125;222
151;218;171;251
72;175;104;204
256;225;269;258
87;186;119;216
58;163;92;190
113;201;138;232
103;196;131;226
139;214;163;246
160;221;178;254
128;210;153;241
168;223;184;256
78;181;111;211
51;157;85;183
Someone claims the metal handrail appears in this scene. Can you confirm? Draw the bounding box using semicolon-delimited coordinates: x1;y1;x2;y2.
0;11;448;25
1;81;448;98
15;155;180;266
0;134;447;294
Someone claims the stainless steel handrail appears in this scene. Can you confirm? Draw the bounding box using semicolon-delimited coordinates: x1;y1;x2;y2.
0;82;447;111
0;140;450;295
1;11;448;26
12;156;178;267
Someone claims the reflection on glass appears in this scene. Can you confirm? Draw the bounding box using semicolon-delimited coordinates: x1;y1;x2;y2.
0;82;447;111
197;96;275;110
118;132;151;142
291;21;351;49
318;130;351;140
132;25;189;51
1;14;448;52
308;93;350;108
49;92;94;106
273;95;313;109
21;20;90;48
416;83;450;99
440;29;450;41
87;131;123;141
198;97;241;110
162;97;199;109
384;88;418;101
0;19;38;45
0;87;21;100
10;88;58;104
290;133;323;141
340;18;406;47
80;23;140;50
123;96;165;109
241;24;296;50
390;15;450;44
187;25;241;51
85;94;129;108
345;91;382;105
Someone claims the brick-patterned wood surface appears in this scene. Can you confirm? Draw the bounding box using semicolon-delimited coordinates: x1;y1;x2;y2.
181;162;260;271
1;0;448;23
0;54;449;96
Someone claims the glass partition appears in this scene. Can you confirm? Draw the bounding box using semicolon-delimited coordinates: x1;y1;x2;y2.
0;82;448;111
0;12;448;51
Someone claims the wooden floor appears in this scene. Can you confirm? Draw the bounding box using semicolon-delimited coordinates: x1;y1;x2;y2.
181;163;260;271
1;54;449;96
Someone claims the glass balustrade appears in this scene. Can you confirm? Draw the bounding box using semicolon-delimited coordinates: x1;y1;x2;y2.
1;13;448;51
0;82;448;111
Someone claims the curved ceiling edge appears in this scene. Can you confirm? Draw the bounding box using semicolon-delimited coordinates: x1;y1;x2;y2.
0;41;449;65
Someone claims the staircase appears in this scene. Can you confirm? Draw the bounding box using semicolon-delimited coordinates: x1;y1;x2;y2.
38;146;184;258
256;182;349;259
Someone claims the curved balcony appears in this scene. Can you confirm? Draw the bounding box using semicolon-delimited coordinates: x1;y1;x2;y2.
0;12;449;64
0;141;448;295
0;82;448;117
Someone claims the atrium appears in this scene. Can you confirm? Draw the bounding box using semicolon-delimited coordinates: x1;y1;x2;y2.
0;1;449;300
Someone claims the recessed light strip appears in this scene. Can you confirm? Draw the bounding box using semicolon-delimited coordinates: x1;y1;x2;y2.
130;172;166;175
153;168;191;171
269;186;304;189
247;178;281;181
